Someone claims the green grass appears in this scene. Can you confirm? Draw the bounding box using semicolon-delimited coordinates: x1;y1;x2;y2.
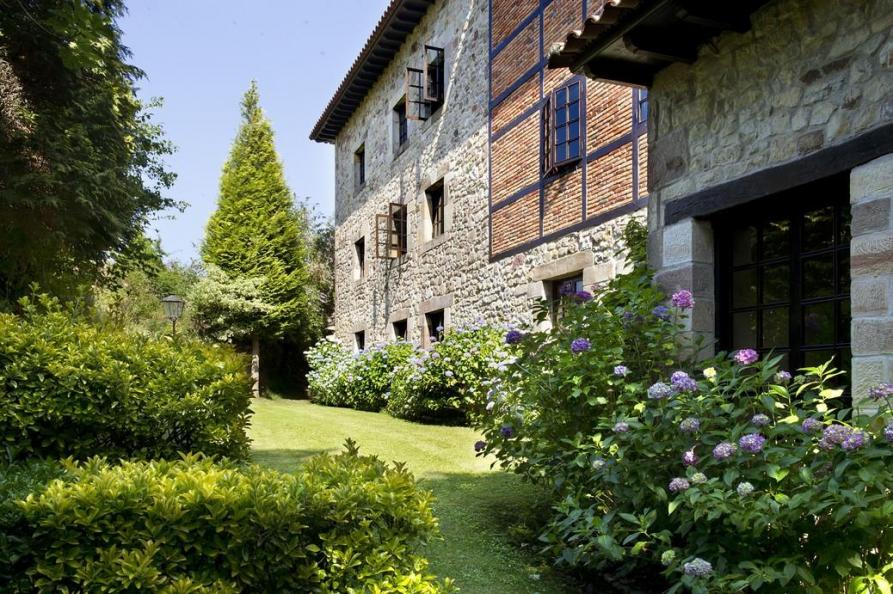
250;398;572;594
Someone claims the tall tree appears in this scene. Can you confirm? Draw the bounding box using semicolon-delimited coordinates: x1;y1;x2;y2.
0;0;176;303
199;82;322;395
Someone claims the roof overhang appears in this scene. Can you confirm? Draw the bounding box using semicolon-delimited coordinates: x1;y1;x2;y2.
547;0;772;86
310;0;435;144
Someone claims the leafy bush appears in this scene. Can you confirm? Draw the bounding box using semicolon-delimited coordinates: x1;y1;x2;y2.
307;338;415;411
477;225;893;592
4;443;452;593
387;324;511;423
0;295;251;461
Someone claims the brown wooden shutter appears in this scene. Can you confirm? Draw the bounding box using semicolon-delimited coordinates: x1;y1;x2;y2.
375;213;390;258
423;45;445;103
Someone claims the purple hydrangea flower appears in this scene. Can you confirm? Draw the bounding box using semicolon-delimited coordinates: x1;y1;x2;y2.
682;449;698;467
647;382;674;400
819;424;851;449
679;417;701;433
500;425;514;438
671;289;694;309
670;371;698;393
575;290;593;302
571;338;591;354
801;417;821;433
712;441;737;460
734;348;759;365
841;430;867;451
739;433;766;454
683;558;713;577
751;414;771;427
774;370;792;384
652;305;671;321
474;440;486;453
613;421;630;433
868;383;893;401
668;477;690;493
737;482;755;497
614;365;630;377
884;424;893;443
505;329;524;345
559;281;576;296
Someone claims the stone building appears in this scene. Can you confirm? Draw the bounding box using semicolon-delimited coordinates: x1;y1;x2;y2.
310;0;647;350
550;0;893;403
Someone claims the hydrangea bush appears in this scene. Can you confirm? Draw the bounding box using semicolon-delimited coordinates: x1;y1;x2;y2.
388;323;511;423
475;221;893;593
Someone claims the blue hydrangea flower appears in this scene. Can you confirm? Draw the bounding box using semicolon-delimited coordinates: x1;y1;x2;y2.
652;305;671;321
841;430;867;451
774;370;792;384
869;383;893;401
679;417;700;433
712;441;737;460
683;558;713;577
500;424;514;438
884;424;893;443
614;365;630;377
559;281;576;296
751;414;771;427
668;477;690;493
739;433;766;454
575;290;593;302
801;417;821;433
613;421;629;433
474;440;486;453
571;338;591;353
505;329;524;345
670;371;698;392
648;382;674;400
819;424;851;449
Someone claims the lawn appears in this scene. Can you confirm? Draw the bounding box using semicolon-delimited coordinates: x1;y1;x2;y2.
250;398;573;594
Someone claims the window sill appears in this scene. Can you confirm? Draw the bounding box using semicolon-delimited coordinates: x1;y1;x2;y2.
420;231;450;254
393;143;408;160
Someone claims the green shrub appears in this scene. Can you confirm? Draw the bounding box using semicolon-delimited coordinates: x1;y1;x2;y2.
5;443;451;593
476;222;893;592
387;324;510;423
0;295;251;461
307;338;415;411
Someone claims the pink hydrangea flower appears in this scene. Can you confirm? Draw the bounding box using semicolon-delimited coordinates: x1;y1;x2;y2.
734;348;759;365
671;289;694;309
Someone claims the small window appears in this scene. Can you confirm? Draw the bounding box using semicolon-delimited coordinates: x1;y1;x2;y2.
376;203;408;258
550;274;584;326
547;81;583;171
392;319;408;341
353;237;365;280
354;330;366;352
354;145;365;188
423;45;445;113
394;99;408;151
637;89;649;125
425;309;445;344
426;180;445;240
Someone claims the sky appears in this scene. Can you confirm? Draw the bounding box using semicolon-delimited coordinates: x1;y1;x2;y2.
121;1;386;263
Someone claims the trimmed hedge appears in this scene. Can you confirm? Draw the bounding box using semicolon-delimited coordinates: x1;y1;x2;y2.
0;295;252;461
3;444;452;593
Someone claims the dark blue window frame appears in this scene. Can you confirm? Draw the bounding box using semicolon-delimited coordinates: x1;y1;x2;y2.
551;81;582;168
636;89;649;126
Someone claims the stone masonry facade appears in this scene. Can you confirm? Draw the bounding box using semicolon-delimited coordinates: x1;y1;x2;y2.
327;0;646;348
646;0;893;403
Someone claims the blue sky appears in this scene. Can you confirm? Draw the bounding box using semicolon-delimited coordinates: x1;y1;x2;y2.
121;1;386;263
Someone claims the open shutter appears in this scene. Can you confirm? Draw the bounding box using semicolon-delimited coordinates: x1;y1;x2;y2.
542;95;553;174
405;67;429;121
423;45;445;104
375;214;390;258
389;203;407;256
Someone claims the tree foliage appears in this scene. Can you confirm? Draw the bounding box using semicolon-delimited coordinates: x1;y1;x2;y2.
0;0;177;303
199;82;323;348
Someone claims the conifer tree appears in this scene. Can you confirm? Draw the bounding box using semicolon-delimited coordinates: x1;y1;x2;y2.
200;81;321;395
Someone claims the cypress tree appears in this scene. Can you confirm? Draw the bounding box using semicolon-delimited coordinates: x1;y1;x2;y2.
201;81;320;395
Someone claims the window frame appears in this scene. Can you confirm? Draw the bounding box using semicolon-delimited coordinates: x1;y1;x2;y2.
376;203;408;259
426;179;445;240
425;309;445;345
354;330;366;352
394;99;408;150
392;319;408;341
636;88;649;126
549;274;584;326
354;144;365;189
548;80;584;171
423;45;445;113
353;236;365;280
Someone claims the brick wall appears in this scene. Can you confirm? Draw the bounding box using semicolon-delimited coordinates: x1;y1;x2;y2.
489;0;647;258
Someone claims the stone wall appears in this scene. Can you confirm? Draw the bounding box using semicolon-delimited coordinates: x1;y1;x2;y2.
331;0;643;348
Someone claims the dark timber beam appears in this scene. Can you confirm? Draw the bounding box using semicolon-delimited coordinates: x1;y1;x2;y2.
582;57;656;86
623;31;697;63
675;2;751;33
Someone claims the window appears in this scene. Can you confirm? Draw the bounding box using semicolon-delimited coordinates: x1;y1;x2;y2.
376;203;408;258
394;99;408;151
550;274;584;326
546;81;583;171
716;176;851;402
354;144;365;188
425;309;445;344
423;45;445;113
636;89;649;125
426;179;445;240
392;319;408;341
353;237;365;280
354;330;366;352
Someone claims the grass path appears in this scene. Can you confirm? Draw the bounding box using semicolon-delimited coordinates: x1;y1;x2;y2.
250;399;572;594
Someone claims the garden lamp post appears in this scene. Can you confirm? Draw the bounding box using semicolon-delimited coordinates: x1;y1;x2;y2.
161;295;185;337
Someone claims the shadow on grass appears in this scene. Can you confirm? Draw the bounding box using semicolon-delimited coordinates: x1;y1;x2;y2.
250;448;332;472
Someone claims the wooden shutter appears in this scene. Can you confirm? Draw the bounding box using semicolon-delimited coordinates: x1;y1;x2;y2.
375;214;390;258
542;95;554;174
405;67;428;121
389;203;407;256
423;45;445;103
